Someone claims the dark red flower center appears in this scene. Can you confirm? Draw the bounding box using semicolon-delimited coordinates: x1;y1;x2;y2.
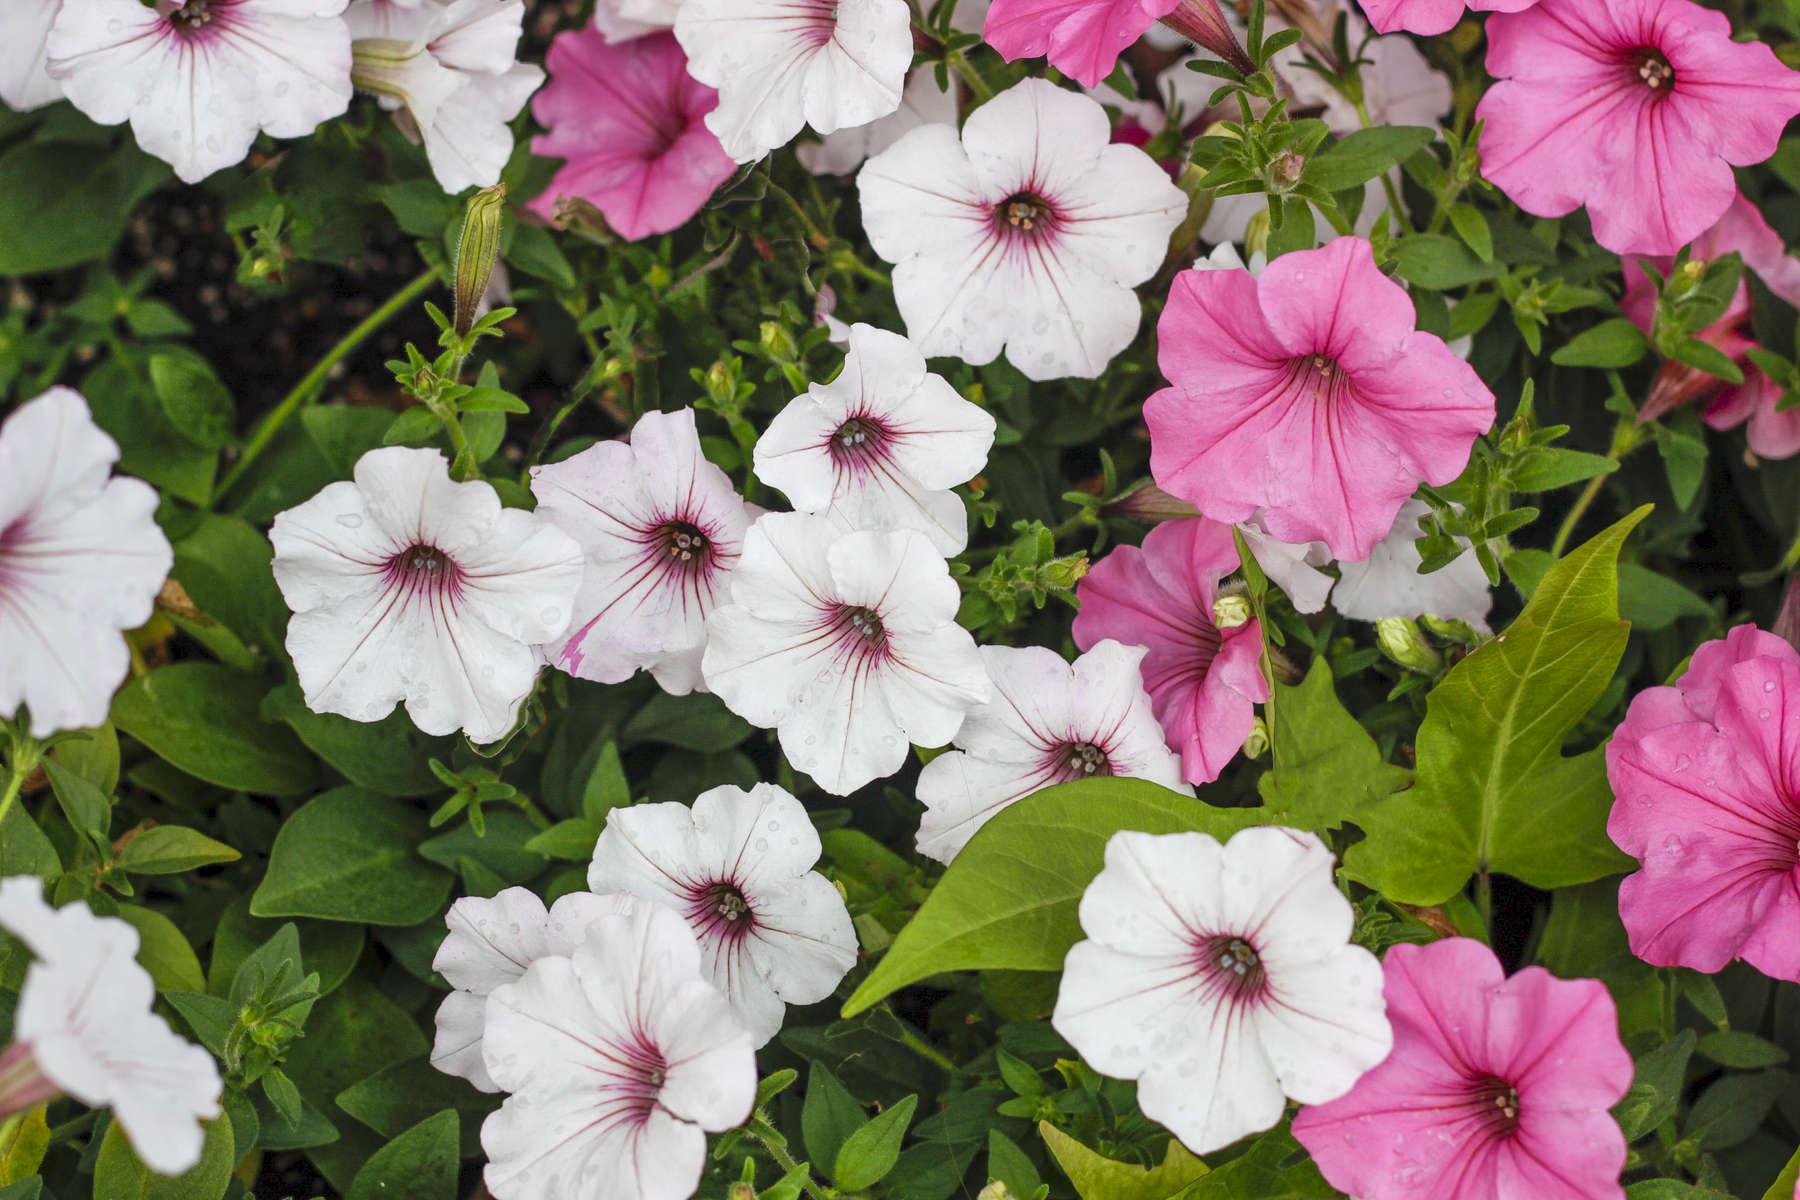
657;521;713;572
1054;741;1113;781
830;415;889;466
996;193;1056;237
386;543;464;606
1199;934;1266;1000
171;0;216;29
845;605;885;644
688;880;757;945
1632;47;1675;92
1469;1075;1521;1137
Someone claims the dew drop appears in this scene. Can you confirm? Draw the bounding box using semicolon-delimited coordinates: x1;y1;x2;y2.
1674;753;1691;771
1762;708;1773;719
335;512;363;529
1766;679;1778;692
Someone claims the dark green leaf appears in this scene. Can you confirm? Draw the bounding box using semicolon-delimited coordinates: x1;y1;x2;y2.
1550;319;1650;369
116;826;240;875
112;664;316;796
252;787;453;925
346;1111;458;1200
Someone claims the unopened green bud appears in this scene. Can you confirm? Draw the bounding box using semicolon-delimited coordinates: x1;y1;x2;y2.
1213;593;1252;629
727;1185;756;1200
1377;617;1443;675
703;361;734;404
977;1183;1016;1200
1042;553;1090;590
1242;715;1270;760
760;320;800;363
1420;614;1480;645
454;183;507;337
1666;257;1707;302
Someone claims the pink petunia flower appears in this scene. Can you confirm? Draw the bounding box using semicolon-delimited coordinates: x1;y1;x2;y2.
1144;236;1494;561
1623;192;1800;460
1355;0;1537;36
1292;937;1633;1200
1605;624;1800;980
527;28;734;241
1476;0;1800;257
1072;517;1268;784
983;0;1250;88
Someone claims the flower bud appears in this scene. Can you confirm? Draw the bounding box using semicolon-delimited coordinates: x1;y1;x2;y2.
977;1183;1016;1200
1242;715;1270;760
1157;0;1254;75
727;1185;755;1200
1265;151;1305;195
1213;593;1253;629
454;182;506;337
1103;482;1201;523
1377;617;1443;675
703;362;734;405
760;320;800;363
1042;553;1090;590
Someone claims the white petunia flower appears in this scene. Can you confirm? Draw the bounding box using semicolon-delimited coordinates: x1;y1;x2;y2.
916;641;1191;864
0;0;61;112
754;323;995;555
269;446;584;744
530;408;752;696
430;887;635;1092
674;0;913;164
703;514;990;795
593;0;682;42
347;0;543;194
1053;827;1391;1155
0;878;221;1175
481;904;758;1200
0;388;172;737
45;0;354;185
1236;512;1333;616
858;79;1188;381
1332;498;1492;632
798;65;959;177
587;783;858;1046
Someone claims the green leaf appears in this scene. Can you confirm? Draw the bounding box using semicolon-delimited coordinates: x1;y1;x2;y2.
1672;335;1745;384
1039;1123;1208;1200
149;354;234;450
1303;126;1434;192
987;1129;1043;1200
843;778;1261;1016
1686;1069;1791;1151
1168;1128;1334;1199
580;741;631;826
1550;319;1650;369
0;800;59;879
1697;1030;1789;1069
54;723;119;795
112;663;316;796
335;1057;495;1157
834;1094;918;1191
1509;449;1621;493
0;1106;48;1186
252;787;453;925
1615;564;1712;631
170;514;290;655
91;1112;234;1200
802;1060;866;1171
0;139;167;274
166;991;236;1059
346;1110;458;1200
0;1178;40;1200
1615;1029;1695;1142
267;683;454;798
40;757;110;840
1763;1142;1800;1200
1446;202;1493;262
621;690;754;751
522;818;600;861
1344;509;1649;903
115;826;240;875
1256;659;1411;830
1387;234;1503;289
115;904;206;993
208;895;364;997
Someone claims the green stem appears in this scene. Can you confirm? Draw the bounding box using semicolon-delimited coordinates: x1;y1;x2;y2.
896;1025;957;1073
1549;420;1648;559
1475;871;1493;937
747;1110;830;1200
0;731;42;833
216;267;441;503
945;47;995;104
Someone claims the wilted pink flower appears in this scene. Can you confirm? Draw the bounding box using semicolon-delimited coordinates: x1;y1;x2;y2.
1072;518;1267;784
1606;625;1800;980
46;0;354;184
984;0;1250;88
1477;0;1800;257
1145;237;1493;561
530;408;751;696
1355;0;1537;36
1054;828;1391;1155
527;27;734;241
1292;938;1632;1200
1623;192;1800;460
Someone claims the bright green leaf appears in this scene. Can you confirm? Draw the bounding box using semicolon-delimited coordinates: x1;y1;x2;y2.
1040;1123;1208;1200
252;787;453;925
834;1093;917;1191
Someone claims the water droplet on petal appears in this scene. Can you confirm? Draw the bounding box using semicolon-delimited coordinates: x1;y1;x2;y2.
336;512;363;529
